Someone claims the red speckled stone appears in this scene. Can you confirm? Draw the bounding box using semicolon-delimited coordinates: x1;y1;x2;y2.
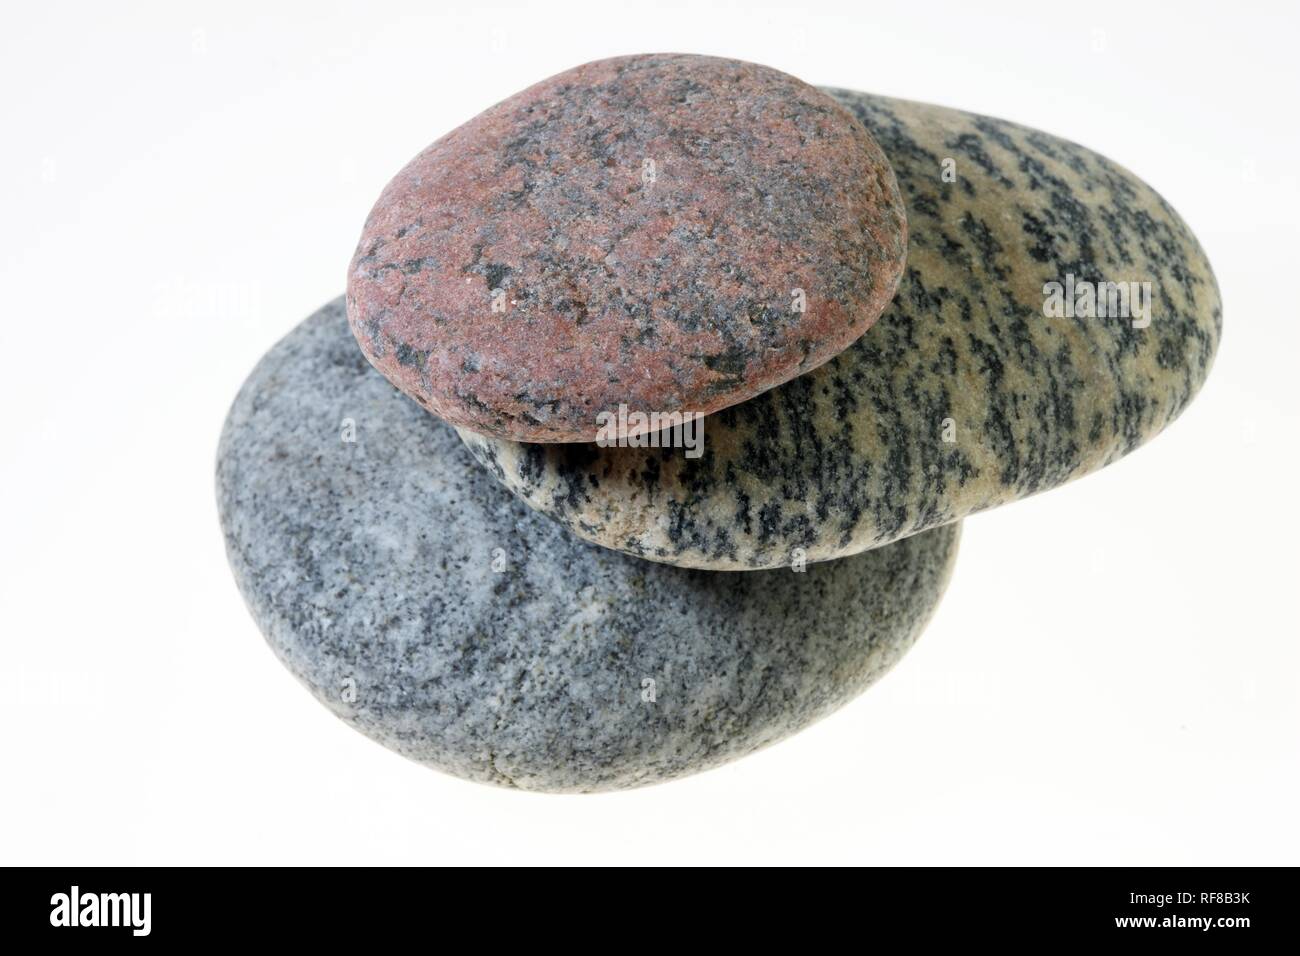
347;53;907;442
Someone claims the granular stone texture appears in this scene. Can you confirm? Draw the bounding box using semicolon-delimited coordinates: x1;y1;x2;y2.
347;54;908;442
216;300;957;792
459;89;1222;570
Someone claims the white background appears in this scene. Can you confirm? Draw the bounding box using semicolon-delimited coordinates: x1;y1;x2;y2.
2;0;1296;865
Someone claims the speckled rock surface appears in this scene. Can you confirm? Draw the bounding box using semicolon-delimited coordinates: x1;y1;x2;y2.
216;301;958;792
347;54;907;443
460;90;1222;570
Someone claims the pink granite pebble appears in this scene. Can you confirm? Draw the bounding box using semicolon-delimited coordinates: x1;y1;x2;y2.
347;53;907;442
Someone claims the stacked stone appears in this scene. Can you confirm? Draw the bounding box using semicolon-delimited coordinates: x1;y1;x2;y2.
217;55;1220;791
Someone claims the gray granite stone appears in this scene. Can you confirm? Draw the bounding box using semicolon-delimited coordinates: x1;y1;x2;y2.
216;301;959;792
459;90;1222;570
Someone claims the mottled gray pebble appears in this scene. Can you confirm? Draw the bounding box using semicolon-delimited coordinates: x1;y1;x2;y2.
216;301;959;792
